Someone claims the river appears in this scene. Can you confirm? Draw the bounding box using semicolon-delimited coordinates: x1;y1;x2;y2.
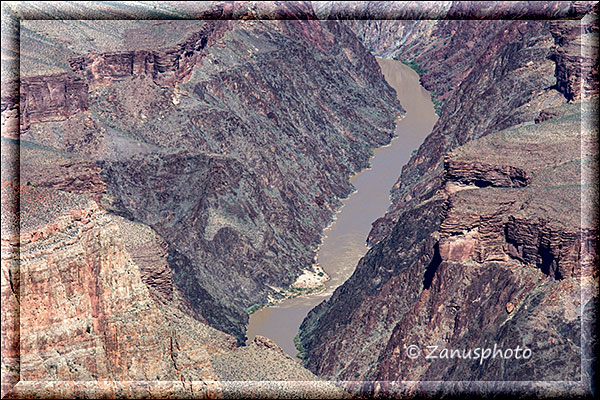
246;58;438;357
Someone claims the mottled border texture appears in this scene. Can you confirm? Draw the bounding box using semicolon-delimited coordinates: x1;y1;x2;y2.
1;1;598;399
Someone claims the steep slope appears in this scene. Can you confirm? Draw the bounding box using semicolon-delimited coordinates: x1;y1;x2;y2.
0;166;341;397
300;101;596;383
314;1;595;108
11;18;402;343
299;5;598;391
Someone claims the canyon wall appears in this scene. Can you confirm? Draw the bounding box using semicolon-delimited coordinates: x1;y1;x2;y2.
2;2;598;398
84;18;401;342
299;2;598;393
4;3;402;372
1;173;341;397
3;3;403;396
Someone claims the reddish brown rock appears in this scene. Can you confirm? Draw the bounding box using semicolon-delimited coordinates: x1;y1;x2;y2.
16;22;230;134
550;5;599;101
1;186;326;397
367;17;566;245
68;21;228;90
14;197;214;382
112;216;174;303
300;97;592;388
505;216;581;280
19;74;88;131
444;159;530;188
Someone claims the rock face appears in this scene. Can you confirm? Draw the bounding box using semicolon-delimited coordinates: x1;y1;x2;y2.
10;17;402;343
444;160;530;188
80;18;401;342
300;99;595;385
20;74;89;131
366;13;587;244
2;2;597;398
3;8;402;396
15;198;215;382
315;1;596;105
68;21;228;90
299;4;598;392
550;8;599;101
1;183;335;397
17;21;227;133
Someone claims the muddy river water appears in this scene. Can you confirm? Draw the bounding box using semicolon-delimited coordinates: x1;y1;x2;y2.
246;58;438;357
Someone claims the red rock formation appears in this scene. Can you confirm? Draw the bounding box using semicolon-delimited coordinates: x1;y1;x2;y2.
16;22;230;134
13;198;216;382
550;4;599;101
300;97;591;387
68;21;228;90
19;74;88;131
444;159;530;188
2;186;328;397
504;216;581;280
367;18;565;245
112;216;174;303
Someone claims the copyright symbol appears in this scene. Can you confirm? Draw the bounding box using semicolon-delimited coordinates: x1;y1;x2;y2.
406;345;421;359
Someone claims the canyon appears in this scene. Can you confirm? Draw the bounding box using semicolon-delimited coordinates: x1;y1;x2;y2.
1;1;598;399
246;58;437;357
299;1;598;395
3;5;400;396
13;16;402;346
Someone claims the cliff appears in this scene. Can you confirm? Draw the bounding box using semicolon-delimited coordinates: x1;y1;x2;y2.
300;99;596;385
314;1;596;105
3;9;402;394
1;180;343;397
89;18;399;342
3;2;598;398
68;21;228;90
299;4;598;393
367;7;597;244
19;74;89;131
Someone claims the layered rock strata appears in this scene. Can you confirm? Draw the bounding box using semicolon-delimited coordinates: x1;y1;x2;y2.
3;11;402;396
300;101;594;386
299;4;598;394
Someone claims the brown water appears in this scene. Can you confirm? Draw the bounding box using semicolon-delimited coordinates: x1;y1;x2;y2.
246;58;438;357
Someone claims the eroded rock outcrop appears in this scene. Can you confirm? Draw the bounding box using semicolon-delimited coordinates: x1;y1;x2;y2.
550;5;599;101
9;14;402;360
69;21;228;90
6;192;217;382
2;184;334;397
300;100;593;386
19;74;89;131
444;159;530;188
299;5;597;392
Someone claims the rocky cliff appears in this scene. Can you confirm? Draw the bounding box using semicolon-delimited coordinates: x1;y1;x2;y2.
19;74;89;131
314;1;597;106
2;4;405;395
1;174;343;397
2;2;598;398
9;15;402;344
300;100;597;386
68;21;228;90
299;3;598;394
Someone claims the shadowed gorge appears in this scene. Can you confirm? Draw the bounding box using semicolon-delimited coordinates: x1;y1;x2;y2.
11;18;402;344
3;12;401;395
246;57;438;357
298;4;598;393
1;2;598;399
